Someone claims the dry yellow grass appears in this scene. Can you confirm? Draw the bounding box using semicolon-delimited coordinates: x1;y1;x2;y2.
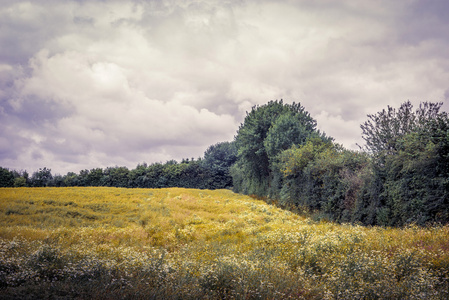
0;187;305;251
1;187;448;299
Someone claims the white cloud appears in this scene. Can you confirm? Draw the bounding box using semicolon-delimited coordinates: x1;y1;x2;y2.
7;46;237;173
1;0;448;174
315;111;363;150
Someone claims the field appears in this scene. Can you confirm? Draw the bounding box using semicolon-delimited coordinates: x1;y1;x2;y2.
0;187;448;299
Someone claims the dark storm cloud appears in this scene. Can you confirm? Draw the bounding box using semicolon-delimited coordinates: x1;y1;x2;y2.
1;0;448;174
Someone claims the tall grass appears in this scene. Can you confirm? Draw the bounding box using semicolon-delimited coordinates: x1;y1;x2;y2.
0;187;448;299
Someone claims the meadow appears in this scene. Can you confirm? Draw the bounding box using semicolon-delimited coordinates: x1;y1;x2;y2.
0;187;448;299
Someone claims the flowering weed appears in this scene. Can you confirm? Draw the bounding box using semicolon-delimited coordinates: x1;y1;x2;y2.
0;187;448;299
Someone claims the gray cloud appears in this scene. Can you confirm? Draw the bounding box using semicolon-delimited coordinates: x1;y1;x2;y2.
1;0;448;174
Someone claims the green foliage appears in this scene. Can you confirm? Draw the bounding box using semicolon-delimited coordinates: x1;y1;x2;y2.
265;100;448;226
2;100;448;227
0;167;14;187
232;100;323;197
78;168;104;187
202;141;237;189
30;167;53;187
101;166;130;187
4;144;234;190
13;177;26;187
62;172;78;187
280;138;371;223
361;101;444;155
379;118;449;225
264;111;317;160
280;137;334;177
360;101;449;226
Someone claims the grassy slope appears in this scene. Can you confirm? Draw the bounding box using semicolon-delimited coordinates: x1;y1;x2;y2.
0;187;306;249
1;187;449;299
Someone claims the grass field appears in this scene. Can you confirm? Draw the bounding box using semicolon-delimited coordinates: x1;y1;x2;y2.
1;187;448;299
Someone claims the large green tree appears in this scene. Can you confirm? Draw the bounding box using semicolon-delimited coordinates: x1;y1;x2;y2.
279;137;371;222
379;115;449;225
0;167;14;187
232;100;325;197
361;101;449;226
360;101;443;155
101;166;130;187
202;141;237;189
30;167;53;187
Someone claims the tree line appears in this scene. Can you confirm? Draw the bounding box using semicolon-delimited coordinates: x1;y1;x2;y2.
1;100;448;226
0;142;237;190
231;100;448;226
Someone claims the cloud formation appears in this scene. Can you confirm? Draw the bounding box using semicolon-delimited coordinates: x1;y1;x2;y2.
1;0;448;174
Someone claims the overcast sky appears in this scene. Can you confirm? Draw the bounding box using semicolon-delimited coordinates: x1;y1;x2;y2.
1;0;448;175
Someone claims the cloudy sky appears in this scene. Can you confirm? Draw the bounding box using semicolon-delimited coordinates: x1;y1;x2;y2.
1;0;448;175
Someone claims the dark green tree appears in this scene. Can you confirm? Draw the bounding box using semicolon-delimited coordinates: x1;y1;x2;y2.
280;137;373;223
146;162;168;188
264;112;318;160
129;163;150;188
77;169;90;186
361;101;449;226
11;170;28;187
87;168;104;186
360;101;443;155
232;100;324;197
0;167;14;187
101;166;130;187
30;167;53;187
202;141;237;189
177;159;211;189
380;116;449;225
62;172;79;186
51;174;65;187
13;176;27;187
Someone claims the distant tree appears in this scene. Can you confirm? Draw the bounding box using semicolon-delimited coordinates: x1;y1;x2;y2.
51;174;65;187
30;167;53;187
178;159;210;189
147;162;167;188
129;163;150;188
9;170;27;187
202;141;237;189
63;172;79;186
0;167;14;187
87;168;104;186
78;169;90;186
15;170;30;187
101;166;130;187
13;177;27;187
